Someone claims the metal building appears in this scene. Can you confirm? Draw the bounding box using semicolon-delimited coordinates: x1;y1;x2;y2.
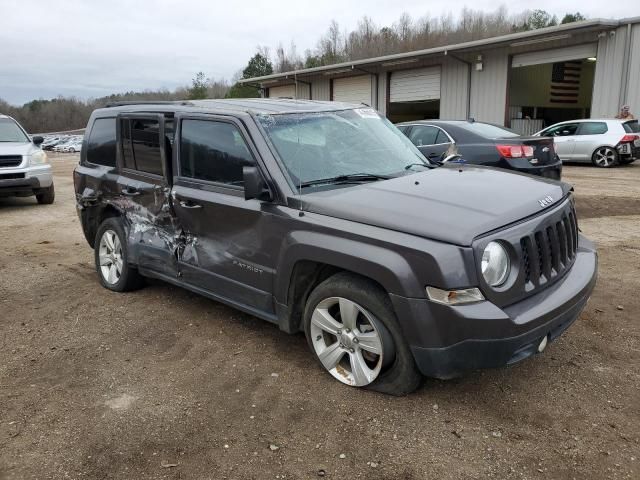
240;17;640;134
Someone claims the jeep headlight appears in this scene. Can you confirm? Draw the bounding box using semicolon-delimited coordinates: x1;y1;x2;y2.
481;241;510;287
29;150;48;165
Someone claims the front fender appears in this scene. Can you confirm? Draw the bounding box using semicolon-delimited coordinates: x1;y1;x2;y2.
274;230;423;304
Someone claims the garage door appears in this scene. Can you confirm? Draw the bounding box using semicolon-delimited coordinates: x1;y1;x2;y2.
390;66;441;102
332;75;372;105
268;85;297;98
512;44;598;68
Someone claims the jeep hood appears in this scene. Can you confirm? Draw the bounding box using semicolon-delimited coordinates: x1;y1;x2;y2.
297;166;571;246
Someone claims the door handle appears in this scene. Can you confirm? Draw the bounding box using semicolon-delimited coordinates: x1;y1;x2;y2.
121;186;140;196
179;199;202;209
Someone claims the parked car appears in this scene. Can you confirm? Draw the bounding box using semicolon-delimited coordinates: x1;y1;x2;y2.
41;136;66;150
66;140;83;153
397;120;562;179
0;114;55;204
74;100;597;395
53;139;74;152
535;119;640;167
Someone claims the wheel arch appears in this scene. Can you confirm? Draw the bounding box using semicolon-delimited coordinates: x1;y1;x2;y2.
82;202;125;248
274;232;421;334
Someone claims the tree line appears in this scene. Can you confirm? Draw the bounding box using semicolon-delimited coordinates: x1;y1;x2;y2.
269;8;587;71
2;7;585;133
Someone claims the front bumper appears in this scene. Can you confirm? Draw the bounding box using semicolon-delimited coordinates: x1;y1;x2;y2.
0;164;53;196
391;234;597;379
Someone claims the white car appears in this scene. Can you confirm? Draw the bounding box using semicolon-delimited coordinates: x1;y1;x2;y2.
0;114;55;204
536;119;639;167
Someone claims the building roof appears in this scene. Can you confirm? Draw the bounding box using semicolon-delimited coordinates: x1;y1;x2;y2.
240;17;638;84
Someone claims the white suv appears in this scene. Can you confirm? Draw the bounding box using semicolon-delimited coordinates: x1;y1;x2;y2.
0;114;55;204
536;119;639;168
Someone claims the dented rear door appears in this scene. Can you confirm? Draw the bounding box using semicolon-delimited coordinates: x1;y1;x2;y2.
116;113;178;278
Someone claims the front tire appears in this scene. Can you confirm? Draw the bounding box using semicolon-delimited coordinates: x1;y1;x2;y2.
592;146;618;167
36;184;55;204
303;272;422;395
94;217;144;292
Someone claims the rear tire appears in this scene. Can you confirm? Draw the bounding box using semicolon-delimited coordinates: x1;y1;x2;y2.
591;146;618;167
94;217;145;292
36;184;55;204
303;272;422;395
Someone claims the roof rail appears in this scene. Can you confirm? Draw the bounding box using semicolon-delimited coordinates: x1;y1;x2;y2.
104;100;194;108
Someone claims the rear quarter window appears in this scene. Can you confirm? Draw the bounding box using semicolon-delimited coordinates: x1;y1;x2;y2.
578;122;608;135
623;121;639;133
86;118;116;167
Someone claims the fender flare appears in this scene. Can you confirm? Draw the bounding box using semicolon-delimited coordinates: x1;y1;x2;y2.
274;230;424;305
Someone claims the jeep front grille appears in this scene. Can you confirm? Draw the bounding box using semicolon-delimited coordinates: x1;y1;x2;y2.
0;155;23;168
520;206;578;289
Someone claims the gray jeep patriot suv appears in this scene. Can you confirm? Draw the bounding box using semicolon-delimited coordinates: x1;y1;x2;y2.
74;99;597;395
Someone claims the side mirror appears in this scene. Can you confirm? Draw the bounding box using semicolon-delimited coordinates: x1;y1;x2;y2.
243;166;272;201
32;135;44;145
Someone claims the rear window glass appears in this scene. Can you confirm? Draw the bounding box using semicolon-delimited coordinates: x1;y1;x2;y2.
121;118;164;176
458;122;520;138
86;118;116;167
623;121;639;133
578;122;608;135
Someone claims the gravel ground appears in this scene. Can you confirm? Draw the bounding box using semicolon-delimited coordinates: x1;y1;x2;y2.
0;154;638;479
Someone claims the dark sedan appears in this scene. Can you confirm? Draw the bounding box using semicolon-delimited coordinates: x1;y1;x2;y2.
397;120;562;179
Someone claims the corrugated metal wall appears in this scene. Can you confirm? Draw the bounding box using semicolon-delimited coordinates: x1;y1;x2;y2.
469;48;509;124
591;28;627;116
440;59;469;120
309;75;330;101
377;74;387;115
625;23;640;116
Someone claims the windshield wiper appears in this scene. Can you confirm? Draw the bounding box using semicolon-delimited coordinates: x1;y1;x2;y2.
404;162;436;170
299;173;392;188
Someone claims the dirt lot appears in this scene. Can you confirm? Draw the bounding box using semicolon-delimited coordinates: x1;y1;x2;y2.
1;154;638;480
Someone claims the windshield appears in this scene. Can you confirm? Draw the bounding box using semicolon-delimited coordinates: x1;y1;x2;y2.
257;108;427;189
0;118;30;143
459;122;520;138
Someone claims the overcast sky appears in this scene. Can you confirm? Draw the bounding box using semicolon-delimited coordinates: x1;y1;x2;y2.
1;0;636;105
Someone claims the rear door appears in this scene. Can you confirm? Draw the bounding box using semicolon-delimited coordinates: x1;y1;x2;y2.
407;125;452;160
573;121;609;161
540;123;579;160
171;113;276;316
116;113;177;278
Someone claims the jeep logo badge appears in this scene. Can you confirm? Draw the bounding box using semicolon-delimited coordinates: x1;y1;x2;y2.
538;195;554;208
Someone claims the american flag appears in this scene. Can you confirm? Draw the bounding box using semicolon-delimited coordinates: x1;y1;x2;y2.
550;61;581;104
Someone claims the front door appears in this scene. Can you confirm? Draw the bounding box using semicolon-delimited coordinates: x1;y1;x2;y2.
541;123;579;161
116;113;177;278
171;114;276;317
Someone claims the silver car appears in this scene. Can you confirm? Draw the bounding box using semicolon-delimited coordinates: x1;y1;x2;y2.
0;114;55;204
536;119;639;168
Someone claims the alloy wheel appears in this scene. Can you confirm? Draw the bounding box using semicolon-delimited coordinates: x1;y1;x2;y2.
310;297;385;387
98;229;123;285
593;147;616;167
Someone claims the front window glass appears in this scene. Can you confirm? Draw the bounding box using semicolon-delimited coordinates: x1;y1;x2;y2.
257;108;426;189
0;118;29;143
543;123;579;137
